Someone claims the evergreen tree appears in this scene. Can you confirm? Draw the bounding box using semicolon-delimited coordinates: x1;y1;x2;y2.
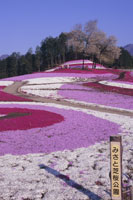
34;46;42;71
24;48;33;74
17;56;31;75
0;59;8;78
58;33;67;63
6;53;17;77
40;39;49;69
114;48;133;69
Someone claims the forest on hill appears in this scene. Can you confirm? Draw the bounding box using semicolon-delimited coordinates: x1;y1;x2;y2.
0;20;133;79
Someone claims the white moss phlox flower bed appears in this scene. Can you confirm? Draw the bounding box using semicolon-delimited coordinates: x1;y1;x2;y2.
99;80;133;89
0;81;14;86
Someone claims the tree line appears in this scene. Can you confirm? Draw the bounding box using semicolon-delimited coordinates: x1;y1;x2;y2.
0;20;133;79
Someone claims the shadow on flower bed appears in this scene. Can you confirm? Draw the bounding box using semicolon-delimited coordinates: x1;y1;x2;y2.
118;71;126;79
0;112;30;120
39;164;102;200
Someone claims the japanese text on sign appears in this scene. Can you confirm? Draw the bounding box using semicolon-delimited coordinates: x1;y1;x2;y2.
111;142;122;199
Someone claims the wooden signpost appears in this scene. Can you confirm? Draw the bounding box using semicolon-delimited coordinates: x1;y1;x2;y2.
110;136;122;200
110;135;133;200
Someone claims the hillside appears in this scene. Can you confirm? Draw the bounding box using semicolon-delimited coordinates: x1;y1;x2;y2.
0;63;133;199
124;44;133;55
0;54;9;60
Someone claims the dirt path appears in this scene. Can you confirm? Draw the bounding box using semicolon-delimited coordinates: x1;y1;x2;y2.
4;81;133;117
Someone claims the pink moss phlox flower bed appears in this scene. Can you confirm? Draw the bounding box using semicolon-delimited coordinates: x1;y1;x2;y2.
2;72;96;81
0;107;64;132
83;82;133;96
0;90;32;102
0;86;5;90
3;69;119;81
0;104;120;155
59;84;133;109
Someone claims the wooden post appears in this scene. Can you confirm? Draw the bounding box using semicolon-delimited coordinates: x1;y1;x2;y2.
130;186;133;200
110;136;123;200
123;185;133;200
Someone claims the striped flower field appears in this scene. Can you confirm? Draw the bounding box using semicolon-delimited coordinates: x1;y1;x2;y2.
0;62;133;200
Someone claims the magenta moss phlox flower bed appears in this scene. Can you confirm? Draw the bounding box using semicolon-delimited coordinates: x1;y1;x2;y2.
59;84;133;109
0;90;32;102
52;68;121;75
0;107;64;131
0;86;5;90
83;82;133;96
0;104;120;155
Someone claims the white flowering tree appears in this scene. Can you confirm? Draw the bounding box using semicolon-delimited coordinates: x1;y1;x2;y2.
67;20;121;66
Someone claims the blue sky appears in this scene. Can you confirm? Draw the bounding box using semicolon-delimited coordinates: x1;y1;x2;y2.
0;0;133;55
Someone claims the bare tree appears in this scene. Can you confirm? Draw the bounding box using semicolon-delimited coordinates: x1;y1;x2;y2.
67;20;121;66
